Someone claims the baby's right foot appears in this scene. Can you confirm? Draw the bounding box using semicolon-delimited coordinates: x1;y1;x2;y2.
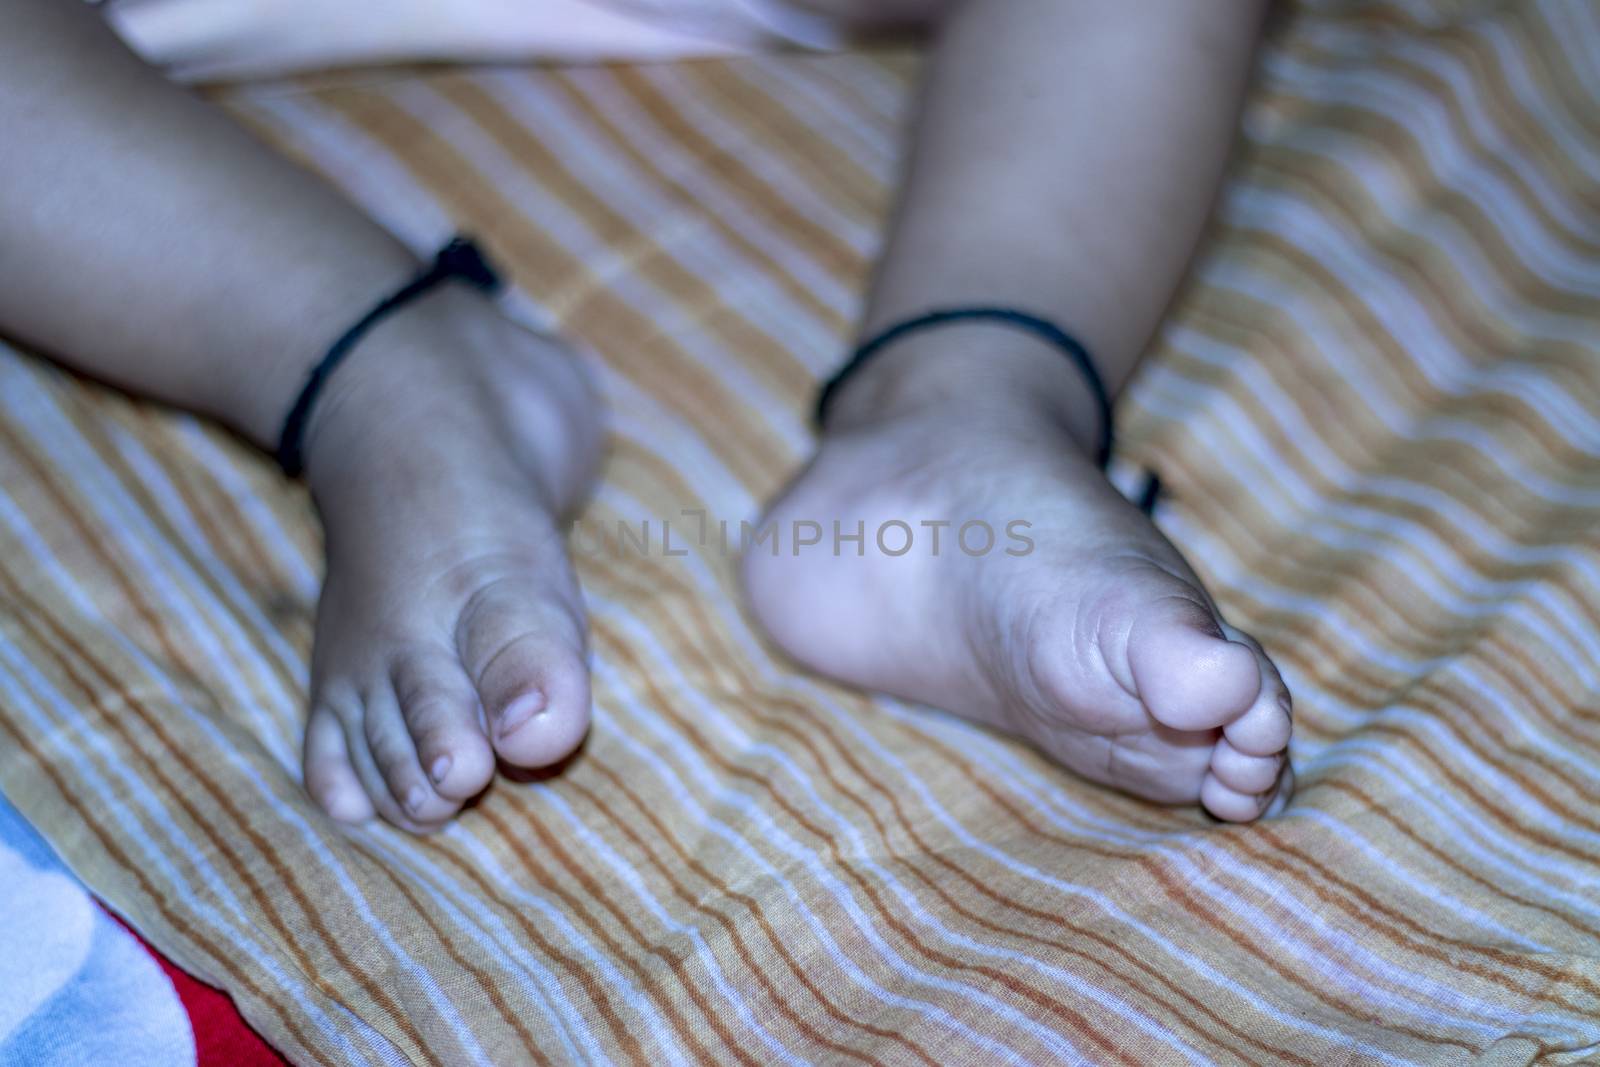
297;289;603;832
743;327;1293;821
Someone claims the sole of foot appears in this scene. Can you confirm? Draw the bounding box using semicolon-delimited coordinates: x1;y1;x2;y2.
743;392;1292;822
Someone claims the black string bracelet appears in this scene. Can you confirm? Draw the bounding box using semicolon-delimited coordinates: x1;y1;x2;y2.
816;307;1116;469
274;235;503;478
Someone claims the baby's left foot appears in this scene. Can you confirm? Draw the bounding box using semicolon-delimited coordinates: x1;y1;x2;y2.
297;291;602;832
743;335;1293;821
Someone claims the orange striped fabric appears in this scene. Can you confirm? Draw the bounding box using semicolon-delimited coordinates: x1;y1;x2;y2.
3;0;1599;1062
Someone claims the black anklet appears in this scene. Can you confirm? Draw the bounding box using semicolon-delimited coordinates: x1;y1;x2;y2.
816;307;1115;469
274;235;504;478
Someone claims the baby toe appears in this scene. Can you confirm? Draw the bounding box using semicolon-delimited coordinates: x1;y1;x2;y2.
391;651;496;802
458;593;592;769
1126;594;1262;734
1218;628;1292;758
1199;771;1273;823
480;635;591;768
362;685;458;826
333;696;438;833
303;701;374;824
1209;737;1283;794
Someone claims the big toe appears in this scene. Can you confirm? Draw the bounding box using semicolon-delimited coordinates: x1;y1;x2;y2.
459;593;592;769
1126;599;1261;733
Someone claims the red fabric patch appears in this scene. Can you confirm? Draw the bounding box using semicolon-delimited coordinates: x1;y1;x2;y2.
109;912;286;1066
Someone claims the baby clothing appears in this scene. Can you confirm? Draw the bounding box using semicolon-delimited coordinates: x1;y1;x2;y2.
102;0;848;81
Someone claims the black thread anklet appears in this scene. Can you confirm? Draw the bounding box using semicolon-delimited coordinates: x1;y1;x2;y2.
816;307;1115;469
274;235;503;478
815;307;1166;514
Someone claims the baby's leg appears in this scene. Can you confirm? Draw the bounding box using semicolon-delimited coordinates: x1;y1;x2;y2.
0;0;601;830
745;0;1294;820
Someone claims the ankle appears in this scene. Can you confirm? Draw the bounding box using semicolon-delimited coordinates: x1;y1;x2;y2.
821;322;1110;458
297;290;601;513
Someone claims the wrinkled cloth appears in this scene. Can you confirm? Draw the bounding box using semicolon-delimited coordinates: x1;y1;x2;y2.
2;0;1599;1062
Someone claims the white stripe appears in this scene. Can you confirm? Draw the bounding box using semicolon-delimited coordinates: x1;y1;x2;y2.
1136;364;1600;804
828;683;1589;1039
1222;181;1600;377
1301;742;1600;924
720;56;899;178
0;639;373;1061
1146;334;1600;702
778;681;1419;1062
554;66;861;317
536;789;807;1065
939;717;1598;1037
1539;0;1600;104
1264;28;1600;247
1249;101;1600;296
474;71;855;366
594;596;1209;1063
1476;17;1600;175
1160;522;1600;876
795;52;912;128
107;422;309;718
170;417;320;597
193;728;500;1067
633;63;880;254
441;829;698;1067
227;94;457;252
1;373;301;766
1149;339;1600;700
1165;319;1600;509
596;497;1534;1054
590;677;1066;1064
359;836;604;1065
0;401;492;1062
386;79;815;458
961;727;1552;952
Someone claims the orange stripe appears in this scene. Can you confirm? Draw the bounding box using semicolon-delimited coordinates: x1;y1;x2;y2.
588;550;1578;1040
427;71;826;409
569;772;911;1064
477;804;745;1067
0;694;326;1062
595;622;1179;1065
311;84;795;487
410;831;654;1063
0;421;430;1056
551;69;853;334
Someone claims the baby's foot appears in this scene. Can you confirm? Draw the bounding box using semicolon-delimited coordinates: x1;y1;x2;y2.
298;289;602;831
743;332;1292;821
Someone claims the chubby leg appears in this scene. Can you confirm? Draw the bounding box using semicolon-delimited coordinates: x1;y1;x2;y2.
0;1;601;830
744;0;1293;820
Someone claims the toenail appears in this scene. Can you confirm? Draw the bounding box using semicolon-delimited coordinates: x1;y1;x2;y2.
404;785;427;814
497;691;545;738
429;755;452;785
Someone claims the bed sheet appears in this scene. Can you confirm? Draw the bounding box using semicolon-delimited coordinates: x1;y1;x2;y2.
2;1;1598;1062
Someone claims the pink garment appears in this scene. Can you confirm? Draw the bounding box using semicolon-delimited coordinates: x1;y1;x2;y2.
104;0;847;81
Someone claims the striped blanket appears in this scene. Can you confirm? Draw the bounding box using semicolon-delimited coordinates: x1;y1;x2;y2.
2;0;1598;1062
